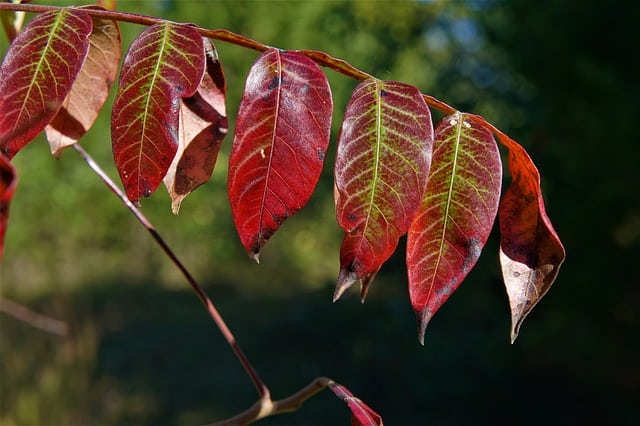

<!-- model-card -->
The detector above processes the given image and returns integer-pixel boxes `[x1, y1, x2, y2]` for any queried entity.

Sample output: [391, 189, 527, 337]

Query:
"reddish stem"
[423, 93, 457, 114]
[0, 2, 429, 105]
[0, 3, 469, 422]
[71, 144, 270, 400]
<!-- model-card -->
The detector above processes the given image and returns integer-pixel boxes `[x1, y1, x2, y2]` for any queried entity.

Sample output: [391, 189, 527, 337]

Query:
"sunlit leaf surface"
[406, 112, 502, 344]
[334, 79, 433, 301]
[111, 22, 205, 203]
[0, 9, 92, 158]
[228, 48, 332, 260]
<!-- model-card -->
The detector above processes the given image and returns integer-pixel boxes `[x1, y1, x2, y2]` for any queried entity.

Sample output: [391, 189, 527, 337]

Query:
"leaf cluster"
[0, 3, 566, 424]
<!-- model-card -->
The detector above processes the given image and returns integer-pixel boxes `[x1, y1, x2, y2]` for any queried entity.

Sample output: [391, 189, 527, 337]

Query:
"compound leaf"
[406, 112, 502, 344]
[111, 22, 205, 203]
[228, 48, 332, 261]
[334, 79, 433, 301]
[45, 6, 121, 157]
[495, 131, 565, 342]
[0, 9, 92, 158]
[164, 38, 227, 214]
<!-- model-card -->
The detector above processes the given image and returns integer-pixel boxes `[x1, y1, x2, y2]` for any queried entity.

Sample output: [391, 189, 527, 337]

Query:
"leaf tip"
[418, 334, 425, 346]
[359, 270, 378, 303]
[510, 319, 522, 344]
[416, 307, 433, 346]
[49, 142, 67, 159]
[332, 285, 347, 303]
[251, 251, 260, 264]
[334, 268, 358, 302]
[170, 196, 184, 215]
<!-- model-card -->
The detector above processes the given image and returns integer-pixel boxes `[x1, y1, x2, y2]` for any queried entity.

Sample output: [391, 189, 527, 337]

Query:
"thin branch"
[0, 3, 379, 95]
[0, 2, 461, 116]
[209, 377, 332, 426]
[72, 144, 338, 424]
[296, 49, 373, 81]
[0, 3, 432, 422]
[71, 143, 270, 400]
[0, 296, 68, 336]
[422, 93, 457, 115]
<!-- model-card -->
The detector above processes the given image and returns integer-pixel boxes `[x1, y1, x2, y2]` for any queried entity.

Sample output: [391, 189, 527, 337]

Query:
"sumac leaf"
[496, 131, 565, 342]
[328, 381, 384, 426]
[111, 23, 205, 203]
[227, 48, 332, 261]
[406, 112, 502, 344]
[164, 38, 227, 214]
[44, 7, 121, 157]
[0, 153, 16, 262]
[334, 79, 433, 301]
[0, 9, 92, 158]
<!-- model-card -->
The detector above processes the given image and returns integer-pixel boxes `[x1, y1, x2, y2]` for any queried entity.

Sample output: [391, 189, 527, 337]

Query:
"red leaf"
[0, 9, 92, 158]
[328, 381, 384, 426]
[164, 38, 227, 214]
[495, 131, 565, 342]
[227, 48, 333, 261]
[111, 23, 205, 203]
[0, 152, 17, 262]
[45, 6, 121, 157]
[406, 112, 502, 344]
[334, 79, 433, 301]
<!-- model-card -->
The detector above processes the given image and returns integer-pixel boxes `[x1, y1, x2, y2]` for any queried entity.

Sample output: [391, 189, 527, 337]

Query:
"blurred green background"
[1, 0, 638, 424]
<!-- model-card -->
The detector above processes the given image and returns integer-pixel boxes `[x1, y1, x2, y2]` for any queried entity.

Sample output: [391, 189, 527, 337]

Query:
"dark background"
[1, 0, 638, 424]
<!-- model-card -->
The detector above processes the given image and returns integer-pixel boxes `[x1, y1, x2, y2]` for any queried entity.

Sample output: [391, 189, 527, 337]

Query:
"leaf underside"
[334, 79, 434, 301]
[406, 112, 502, 344]
[45, 6, 122, 157]
[227, 48, 333, 261]
[111, 22, 205, 203]
[164, 38, 228, 214]
[0, 9, 92, 158]
[495, 132, 565, 342]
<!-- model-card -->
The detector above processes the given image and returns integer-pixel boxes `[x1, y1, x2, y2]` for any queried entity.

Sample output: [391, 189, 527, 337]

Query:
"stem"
[209, 377, 332, 426]
[0, 3, 381, 94]
[0, 296, 68, 336]
[0, 3, 463, 115]
[0, 3, 445, 422]
[72, 143, 342, 426]
[72, 143, 340, 424]
[71, 144, 270, 400]
[296, 49, 373, 81]
[423, 93, 457, 115]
